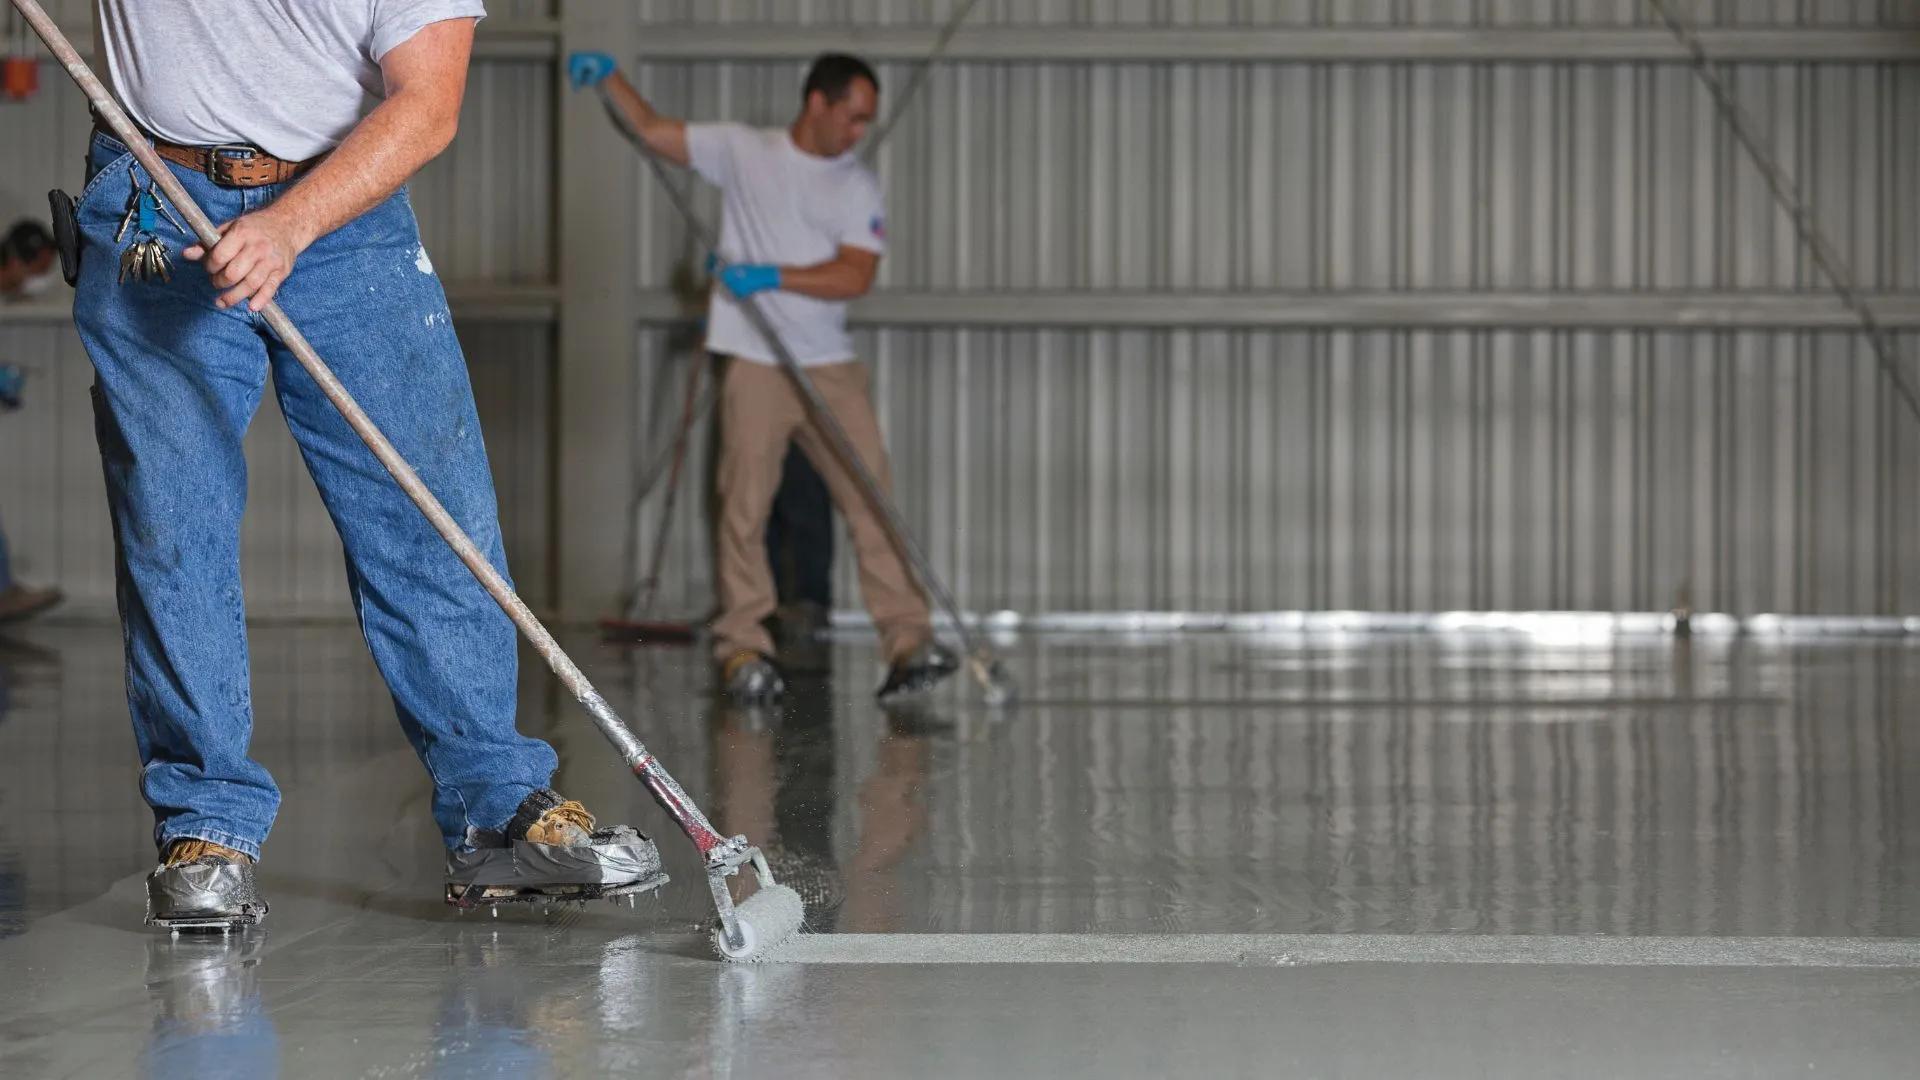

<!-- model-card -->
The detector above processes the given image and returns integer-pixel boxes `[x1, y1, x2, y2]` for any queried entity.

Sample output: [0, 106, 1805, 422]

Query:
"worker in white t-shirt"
[572, 51, 957, 705]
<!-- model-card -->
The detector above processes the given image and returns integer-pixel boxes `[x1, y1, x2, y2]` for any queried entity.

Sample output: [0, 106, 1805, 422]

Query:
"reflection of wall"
[909, 637, 1912, 936]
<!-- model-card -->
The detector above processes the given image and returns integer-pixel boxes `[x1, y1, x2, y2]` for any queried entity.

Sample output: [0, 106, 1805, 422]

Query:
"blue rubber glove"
[717, 263, 782, 300]
[0, 364, 23, 410]
[567, 52, 616, 92]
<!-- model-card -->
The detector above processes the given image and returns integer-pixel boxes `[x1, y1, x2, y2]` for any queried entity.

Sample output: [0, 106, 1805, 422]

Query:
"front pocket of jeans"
[75, 141, 137, 217]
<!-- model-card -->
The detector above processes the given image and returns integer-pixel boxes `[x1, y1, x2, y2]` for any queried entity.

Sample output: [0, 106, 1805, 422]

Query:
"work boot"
[445, 788, 668, 910]
[0, 584, 61, 624]
[146, 838, 268, 932]
[721, 650, 787, 704]
[876, 641, 959, 702]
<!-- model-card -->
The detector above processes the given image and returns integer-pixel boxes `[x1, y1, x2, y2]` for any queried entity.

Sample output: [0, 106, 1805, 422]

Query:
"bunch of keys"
[116, 171, 182, 284]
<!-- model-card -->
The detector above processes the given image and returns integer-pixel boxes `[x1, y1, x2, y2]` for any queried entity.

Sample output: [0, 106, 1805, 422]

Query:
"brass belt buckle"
[205, 143, 260, 186]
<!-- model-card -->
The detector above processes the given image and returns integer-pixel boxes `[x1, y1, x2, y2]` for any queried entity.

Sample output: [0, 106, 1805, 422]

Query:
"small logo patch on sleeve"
[870, 215, 886, 240]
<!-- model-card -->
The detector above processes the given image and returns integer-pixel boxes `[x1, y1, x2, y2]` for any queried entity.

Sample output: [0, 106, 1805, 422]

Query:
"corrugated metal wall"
[5, 2, 1919, 619]
[620, 3, 1920, 619]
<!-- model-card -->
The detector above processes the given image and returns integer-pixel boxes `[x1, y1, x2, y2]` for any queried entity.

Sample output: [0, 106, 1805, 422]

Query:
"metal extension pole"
[1647, 0, 1920, 429]
[603, 0, 1013, 704]
[861, 0, 985, 163]
[13, 0, 743, 856]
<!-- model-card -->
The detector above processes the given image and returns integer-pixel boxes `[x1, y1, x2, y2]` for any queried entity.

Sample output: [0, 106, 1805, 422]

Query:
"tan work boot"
[518, 797, 596, 846]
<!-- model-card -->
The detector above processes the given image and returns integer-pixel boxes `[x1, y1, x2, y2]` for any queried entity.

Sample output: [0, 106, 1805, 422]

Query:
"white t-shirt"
[686, 123, 887, 367]
[93, 0, 487, 162]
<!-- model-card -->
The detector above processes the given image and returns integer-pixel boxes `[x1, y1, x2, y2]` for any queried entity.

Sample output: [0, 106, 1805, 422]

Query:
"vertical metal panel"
[412, 60, 556, 284]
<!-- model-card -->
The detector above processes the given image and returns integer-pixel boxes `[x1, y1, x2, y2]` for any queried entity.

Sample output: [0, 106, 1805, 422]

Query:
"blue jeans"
[72, 130, 556, 859]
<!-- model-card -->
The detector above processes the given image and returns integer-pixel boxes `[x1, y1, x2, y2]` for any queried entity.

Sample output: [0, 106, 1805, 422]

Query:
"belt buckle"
[205, 143, 259, 185]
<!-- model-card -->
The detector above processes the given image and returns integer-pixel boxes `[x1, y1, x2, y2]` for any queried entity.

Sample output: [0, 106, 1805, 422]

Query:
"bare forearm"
[605, 71, 689, 166]
[778, 258, 875, 301]
[257, 90, 458, 250]
[185, 18, 474, 312]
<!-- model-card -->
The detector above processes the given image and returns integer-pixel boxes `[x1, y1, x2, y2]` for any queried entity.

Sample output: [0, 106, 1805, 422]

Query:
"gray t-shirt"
[94, 0, 487, 161]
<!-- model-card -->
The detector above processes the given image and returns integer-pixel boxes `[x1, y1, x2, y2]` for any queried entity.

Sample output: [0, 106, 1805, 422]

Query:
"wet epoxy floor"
[2, 622, 1917, 1077]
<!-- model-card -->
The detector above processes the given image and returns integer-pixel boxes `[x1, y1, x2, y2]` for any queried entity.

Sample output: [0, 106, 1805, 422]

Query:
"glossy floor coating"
[1, 623, 1917, 1077]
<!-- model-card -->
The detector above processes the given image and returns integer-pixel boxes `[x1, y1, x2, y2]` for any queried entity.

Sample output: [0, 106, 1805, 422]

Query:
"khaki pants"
[711, 358, 931, 665]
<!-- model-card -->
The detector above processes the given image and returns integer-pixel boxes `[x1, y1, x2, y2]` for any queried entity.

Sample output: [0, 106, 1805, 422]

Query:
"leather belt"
[94, 119, 320, 189]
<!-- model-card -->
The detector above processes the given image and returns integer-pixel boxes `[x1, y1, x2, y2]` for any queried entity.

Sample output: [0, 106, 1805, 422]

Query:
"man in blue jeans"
[73, 2, 663, 930]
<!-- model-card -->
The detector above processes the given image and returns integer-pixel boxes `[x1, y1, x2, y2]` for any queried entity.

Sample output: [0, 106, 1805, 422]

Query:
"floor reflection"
[707, 674, 939, 935]
[0, 624, 1915, 1078]
[0, 624, 1913, 940]
[429, 936, 553, 1077]
[143, 933, 279, 1080]
[617, 631, 1917, 937]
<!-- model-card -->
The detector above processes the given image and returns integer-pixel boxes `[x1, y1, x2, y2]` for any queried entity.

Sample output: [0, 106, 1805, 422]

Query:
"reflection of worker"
[0, 360, 63, 624]
[840, 710, 931, 932]
[573, 50, 958, 705]
[142, 936, 278, 1078]
[710, 683, 932, 933]
[0, 221, 60, 300]
[711, 676, 843, 929]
